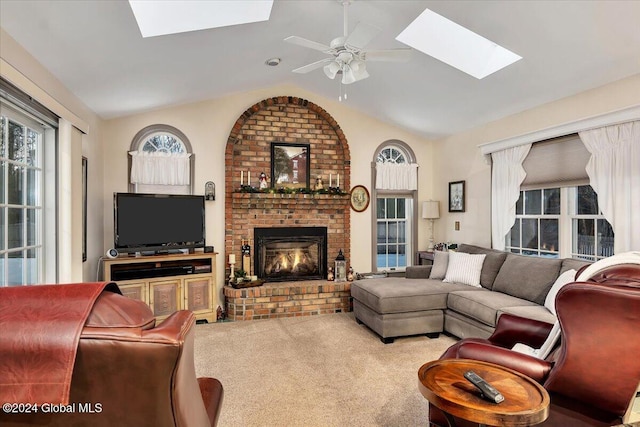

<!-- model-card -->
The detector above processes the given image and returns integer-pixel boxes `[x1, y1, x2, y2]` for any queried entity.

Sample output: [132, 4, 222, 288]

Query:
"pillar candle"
[229, 254, 236, 264]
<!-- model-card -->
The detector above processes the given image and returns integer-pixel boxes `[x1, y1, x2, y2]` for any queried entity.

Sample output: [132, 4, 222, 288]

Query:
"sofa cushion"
[560, 258, 591, 275]
[498, 306, 556, 325]
[443, 251, 486, 287]
[492, 254, 562, 304]
[447, 289, 539, 327]
[457, 244, 508, 289]
[350, 278, 476, 314]
[429, 250, 449, 279]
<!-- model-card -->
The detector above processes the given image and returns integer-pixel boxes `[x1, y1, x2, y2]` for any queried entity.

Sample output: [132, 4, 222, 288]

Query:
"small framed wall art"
[350, 185, 370, 212]
[448, 180, 465, 212]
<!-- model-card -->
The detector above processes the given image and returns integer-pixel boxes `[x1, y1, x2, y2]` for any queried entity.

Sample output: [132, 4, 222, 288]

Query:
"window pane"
[26, 129, 37, 166]
[597, 219, 615, 258]
[398, 244, 406, 267]
[0, 161, 5, 204]
[398, 222, 406, 243]
[376, 199, 385, 219]
[8, 165, 24, 205]
[8, 121, 25, 163]
[509, 219, 521, 247]
[377, 245, 387, 268]
[574, 218, 595, 255]
[522, 218, 538, 249]
[7, 251, 24, 286]
[376, 222, 386, 244]
[577, 185, 598, 215]
[26, 168, 37, 205]
[524, 190, 541, 215]
[26, 248, 37, 284]
[397, 199, 406, 218]
[0, 116, 6, 157]
[388, 222, 398, 243]
[540, 219, 558, 252]
[8, 207, 23, 249]
[0, 208, 4, 250]
[26, 208, 36, 246]
[386, 199, 396, 219]
[543, 188, 560, 215]
[515, 191, 523, 215]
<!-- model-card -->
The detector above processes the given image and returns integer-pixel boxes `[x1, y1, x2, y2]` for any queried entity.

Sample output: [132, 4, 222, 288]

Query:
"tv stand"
[103, 252, 218, 323]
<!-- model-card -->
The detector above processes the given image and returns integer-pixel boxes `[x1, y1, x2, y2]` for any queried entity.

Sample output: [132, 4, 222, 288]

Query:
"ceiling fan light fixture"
[341, 64, 357, 84]
[324, 61, 341, 79]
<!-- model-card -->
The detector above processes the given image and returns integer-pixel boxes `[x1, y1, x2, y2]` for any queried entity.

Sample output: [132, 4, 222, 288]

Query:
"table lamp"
[422, 200, 440, 251]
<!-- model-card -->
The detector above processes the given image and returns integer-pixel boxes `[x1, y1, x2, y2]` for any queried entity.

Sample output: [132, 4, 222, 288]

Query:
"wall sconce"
[205, 181, 215, 201]
[422, 200, 440, 251]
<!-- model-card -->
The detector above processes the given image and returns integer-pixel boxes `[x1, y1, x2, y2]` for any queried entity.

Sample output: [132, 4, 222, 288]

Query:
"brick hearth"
[224, 281, 351, 321]
[223, 96, 353, 319]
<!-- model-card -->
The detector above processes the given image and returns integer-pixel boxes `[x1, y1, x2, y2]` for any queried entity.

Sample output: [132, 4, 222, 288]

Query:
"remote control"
[463, 370, 505, 404]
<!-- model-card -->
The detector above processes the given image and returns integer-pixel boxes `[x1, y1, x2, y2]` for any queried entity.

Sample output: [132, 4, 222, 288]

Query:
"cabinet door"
[118, 281, 148, 303]
[184, 276, 213, 315]
[149, 279, 181, 319]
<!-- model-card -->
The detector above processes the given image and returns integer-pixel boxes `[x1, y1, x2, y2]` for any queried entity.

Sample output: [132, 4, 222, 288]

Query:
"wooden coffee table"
[418, 359, 549, 427]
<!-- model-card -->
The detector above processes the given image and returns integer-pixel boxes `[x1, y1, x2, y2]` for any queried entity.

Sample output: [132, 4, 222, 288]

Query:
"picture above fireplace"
[270, 142, 310, 189]
[254, 227, 327, 282]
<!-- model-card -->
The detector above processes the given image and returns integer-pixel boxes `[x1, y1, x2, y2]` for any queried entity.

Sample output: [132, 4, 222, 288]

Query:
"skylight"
[128, 0, 274, 38]
[396, 8, 522, 79]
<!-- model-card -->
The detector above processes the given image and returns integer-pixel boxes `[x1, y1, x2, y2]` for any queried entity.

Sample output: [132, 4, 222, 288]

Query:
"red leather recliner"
[429, 264, 640, 427]
[0, 283, 223, 427]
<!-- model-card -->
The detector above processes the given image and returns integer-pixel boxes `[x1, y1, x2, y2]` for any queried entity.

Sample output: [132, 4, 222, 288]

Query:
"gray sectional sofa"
[351, 244, 590, 343]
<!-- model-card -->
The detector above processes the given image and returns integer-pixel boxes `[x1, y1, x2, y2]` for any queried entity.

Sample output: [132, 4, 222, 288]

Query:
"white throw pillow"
[544, 269, 577, 315]
[443, 251, 486, 287]
[429, 251, 449, 279]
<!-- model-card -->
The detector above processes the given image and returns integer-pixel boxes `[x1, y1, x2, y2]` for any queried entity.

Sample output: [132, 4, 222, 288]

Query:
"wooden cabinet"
[103, 252, 217, 322]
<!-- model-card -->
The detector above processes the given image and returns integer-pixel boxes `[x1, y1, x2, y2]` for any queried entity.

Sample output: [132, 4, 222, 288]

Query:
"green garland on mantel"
[235, 185, 349, 196]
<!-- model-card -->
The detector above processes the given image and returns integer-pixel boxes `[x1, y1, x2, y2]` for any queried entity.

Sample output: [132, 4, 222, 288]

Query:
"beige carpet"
[194, 312, 457, 427]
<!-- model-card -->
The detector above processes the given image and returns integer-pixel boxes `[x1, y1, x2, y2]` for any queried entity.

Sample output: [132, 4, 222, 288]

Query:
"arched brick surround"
[224, 97, 352, 297]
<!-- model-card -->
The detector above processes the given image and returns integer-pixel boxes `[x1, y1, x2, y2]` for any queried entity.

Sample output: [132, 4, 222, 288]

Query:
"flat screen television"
[114, 193, 205, 254]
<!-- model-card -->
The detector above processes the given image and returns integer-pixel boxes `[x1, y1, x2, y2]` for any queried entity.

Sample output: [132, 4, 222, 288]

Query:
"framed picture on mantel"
[448, 180, 465, 212]
[270, 142, 310, 189]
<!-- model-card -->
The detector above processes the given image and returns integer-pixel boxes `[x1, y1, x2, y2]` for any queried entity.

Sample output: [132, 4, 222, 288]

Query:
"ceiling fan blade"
[284, 36, 333, 53]
[362, 49, 412, 62]
[345, 22, 381, 49]
[292, 58, 334, 74]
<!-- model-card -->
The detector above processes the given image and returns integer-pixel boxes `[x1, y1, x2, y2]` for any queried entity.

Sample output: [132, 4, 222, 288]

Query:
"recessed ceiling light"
[128, 0, 274, 38]
[265, 58, 281, 67]
[396, 8, 522, 79]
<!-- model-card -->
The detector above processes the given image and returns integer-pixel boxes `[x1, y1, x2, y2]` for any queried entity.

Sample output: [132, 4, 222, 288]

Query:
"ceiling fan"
[284, 0, 411, 85]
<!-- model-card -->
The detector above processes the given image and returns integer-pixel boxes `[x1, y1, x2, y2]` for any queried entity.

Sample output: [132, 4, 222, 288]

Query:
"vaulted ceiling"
[2, 0, 639, 139]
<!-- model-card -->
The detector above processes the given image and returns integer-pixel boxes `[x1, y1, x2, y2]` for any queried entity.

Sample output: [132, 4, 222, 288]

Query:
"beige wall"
[433, 73, 640, 247]
[102, 85, 435, 294]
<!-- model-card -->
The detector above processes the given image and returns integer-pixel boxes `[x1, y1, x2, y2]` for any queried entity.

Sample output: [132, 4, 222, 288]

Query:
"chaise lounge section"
[351, 244, 590, 343]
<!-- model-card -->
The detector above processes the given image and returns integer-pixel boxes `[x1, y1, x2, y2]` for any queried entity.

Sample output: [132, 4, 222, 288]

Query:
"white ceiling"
[1, 0, 639, 139]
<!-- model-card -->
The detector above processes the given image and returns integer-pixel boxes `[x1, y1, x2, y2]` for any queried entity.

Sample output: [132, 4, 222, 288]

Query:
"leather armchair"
[429, 264, 640, 427]
[0, 284, 223, 427]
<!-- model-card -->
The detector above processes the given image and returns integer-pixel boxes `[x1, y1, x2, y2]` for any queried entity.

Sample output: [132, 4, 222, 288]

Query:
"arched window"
[372, 141, 418, 272]
[128, 124, 194, 194]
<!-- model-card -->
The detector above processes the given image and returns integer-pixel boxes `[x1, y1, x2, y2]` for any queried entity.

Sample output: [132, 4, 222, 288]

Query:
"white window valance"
[129, 151, 191, 186]
[375, 163, 419, 190]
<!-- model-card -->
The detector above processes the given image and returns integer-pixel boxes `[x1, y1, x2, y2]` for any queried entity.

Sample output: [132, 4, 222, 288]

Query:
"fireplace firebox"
[254, 227, 327, 282]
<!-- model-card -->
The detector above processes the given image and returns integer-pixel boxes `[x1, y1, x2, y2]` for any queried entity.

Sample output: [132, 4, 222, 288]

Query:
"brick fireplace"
[224, 96, 352, 320]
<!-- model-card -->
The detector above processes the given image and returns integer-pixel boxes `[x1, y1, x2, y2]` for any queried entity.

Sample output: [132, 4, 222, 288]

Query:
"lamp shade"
[422, 200, 440, 219]
[323, 62, 340, 79]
